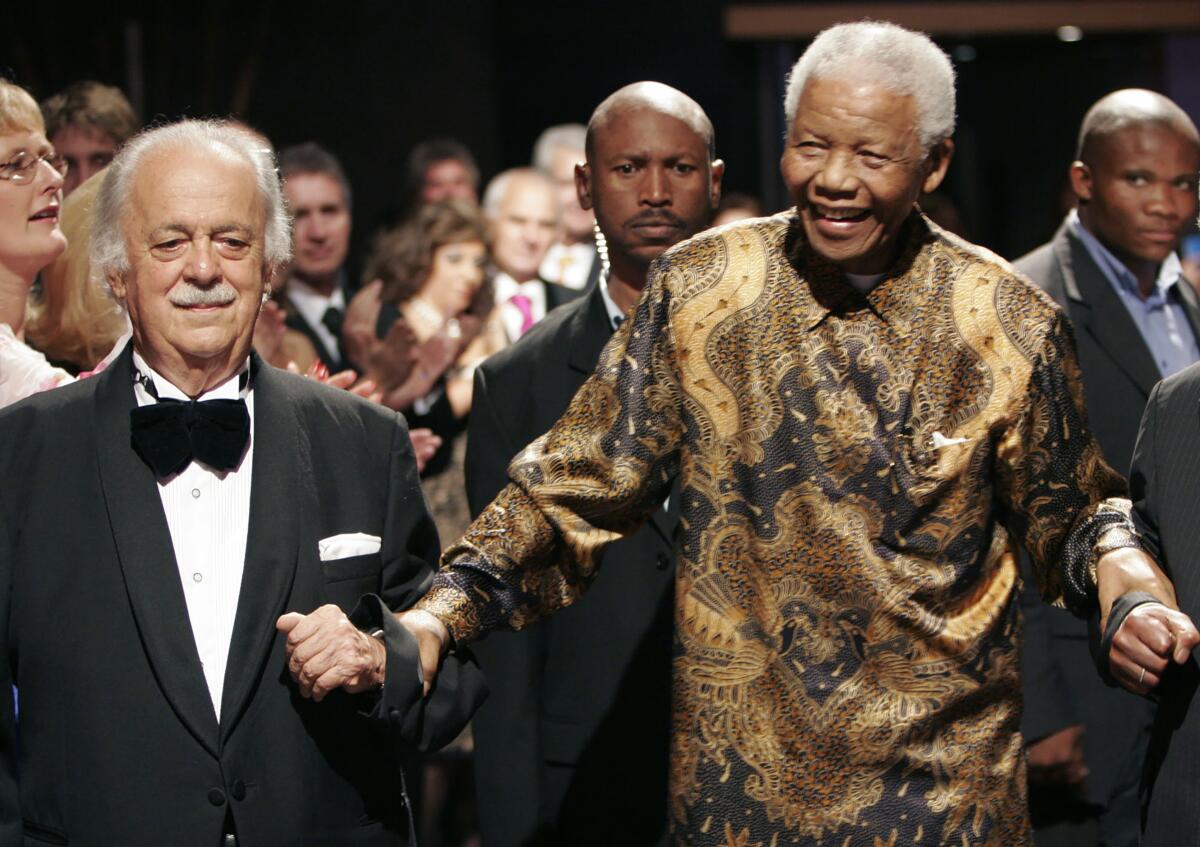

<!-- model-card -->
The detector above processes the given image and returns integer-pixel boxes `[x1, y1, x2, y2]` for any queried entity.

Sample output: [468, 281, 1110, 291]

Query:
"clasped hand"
[276, 605, 386, 701]
[1100, 547, 1200, 695]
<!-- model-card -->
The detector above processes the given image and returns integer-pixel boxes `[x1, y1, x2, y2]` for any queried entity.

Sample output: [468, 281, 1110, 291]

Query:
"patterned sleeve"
[993, 307, 1137, 615]
[417, 262, 686, 643]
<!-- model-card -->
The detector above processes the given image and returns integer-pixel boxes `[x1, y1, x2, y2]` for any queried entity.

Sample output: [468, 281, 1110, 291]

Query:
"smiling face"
[0, 130, 67, 282]
[579, 106, 721, 274]
[1072, 123, 1200, 270]
[109, 142, 268, 390]
[418, 239, 487, 318]
[780, 75, 951, 274]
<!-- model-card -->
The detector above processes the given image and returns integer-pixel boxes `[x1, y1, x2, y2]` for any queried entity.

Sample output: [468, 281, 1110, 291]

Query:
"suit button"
[208, 788, 226, 806]
[230, 780, 246, 801]
[655, 553, 669, 571]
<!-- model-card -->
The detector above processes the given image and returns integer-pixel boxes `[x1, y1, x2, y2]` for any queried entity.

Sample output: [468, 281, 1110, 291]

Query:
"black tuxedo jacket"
[1128, 363, 1200, 846]
[0, 347, 485, 847]
[465, 286, 675, 846]
[1015, 220, 1200, 810]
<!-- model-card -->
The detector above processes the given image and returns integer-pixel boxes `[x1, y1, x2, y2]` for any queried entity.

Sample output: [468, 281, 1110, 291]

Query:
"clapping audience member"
[349, 200, 498, 538]
[533, 124, 600, 291]
[39, 80, 138, 197]
[26, 171, 128, 372]
[0, 78, 74, 406]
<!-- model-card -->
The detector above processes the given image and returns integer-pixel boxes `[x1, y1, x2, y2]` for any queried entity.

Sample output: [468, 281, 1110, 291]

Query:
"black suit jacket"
[1015, 220, 1200, 808]
[0, 347, 485, 847]
[1127, 363, 1200, 846]
[465, 286, 675, 846]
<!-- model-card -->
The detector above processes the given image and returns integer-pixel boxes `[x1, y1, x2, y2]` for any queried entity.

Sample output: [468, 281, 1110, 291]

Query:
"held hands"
[276, 605, 386, 701]
[1108, 603, 1199, 695]
[394, 609, 451, 696]
[1098, 547, 1200, 695]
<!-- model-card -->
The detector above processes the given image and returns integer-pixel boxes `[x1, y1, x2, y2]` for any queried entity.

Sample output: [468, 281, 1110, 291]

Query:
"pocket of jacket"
[321, 553, 382, 583]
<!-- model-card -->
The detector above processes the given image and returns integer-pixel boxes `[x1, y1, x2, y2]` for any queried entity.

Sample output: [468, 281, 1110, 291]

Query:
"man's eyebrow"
[148, 223, 190, 239]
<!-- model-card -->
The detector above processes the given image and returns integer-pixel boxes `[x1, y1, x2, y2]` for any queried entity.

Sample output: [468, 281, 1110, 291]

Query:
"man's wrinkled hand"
[1109, 603, 1200, 695]
[276, 605, 386, 701]
[395, 609, 451, 696]
[1026, 724, 1088, 789]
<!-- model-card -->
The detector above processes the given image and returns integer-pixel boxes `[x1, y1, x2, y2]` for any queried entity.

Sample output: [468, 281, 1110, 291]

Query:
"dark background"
[6, 1, 1198, 265]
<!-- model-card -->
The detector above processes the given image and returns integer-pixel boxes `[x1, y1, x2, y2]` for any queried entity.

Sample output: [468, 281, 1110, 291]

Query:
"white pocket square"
[318, 532, 381, 561]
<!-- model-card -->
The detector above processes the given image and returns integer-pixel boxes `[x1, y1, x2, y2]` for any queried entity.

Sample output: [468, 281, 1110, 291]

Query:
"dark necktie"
[129, 370, 250, 479]
[322, 305, 344, 340]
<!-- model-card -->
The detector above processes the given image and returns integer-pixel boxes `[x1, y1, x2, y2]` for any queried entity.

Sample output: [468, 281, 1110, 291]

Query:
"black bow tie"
[129, 374, 251, 479]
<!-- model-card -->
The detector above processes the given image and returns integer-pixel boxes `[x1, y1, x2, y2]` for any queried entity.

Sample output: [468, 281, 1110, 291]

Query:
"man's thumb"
[276, 612, 305, 633]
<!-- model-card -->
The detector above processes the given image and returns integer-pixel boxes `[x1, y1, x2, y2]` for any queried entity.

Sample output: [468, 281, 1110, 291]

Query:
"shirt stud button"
[191, 488, 201, 499]
[193, 572, 203, 583]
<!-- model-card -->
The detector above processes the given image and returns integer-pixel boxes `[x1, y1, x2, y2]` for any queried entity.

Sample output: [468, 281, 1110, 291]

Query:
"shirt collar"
[1068, 209, 1184, 302]
[598, 279, 629, 332]
[786, 210, 934, 332]
[131, 349, 250, 403]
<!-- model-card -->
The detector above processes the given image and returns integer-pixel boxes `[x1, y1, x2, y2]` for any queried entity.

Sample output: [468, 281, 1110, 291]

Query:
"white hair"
[532, 124, 587, 175]
[90, 119, 292, 281]
[481, 167, 558, 220]
[784, 21, 956, 149]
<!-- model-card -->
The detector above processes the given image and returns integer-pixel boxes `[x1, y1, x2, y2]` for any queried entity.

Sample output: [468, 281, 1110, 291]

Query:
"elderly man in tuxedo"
[0, 119, 483, 847]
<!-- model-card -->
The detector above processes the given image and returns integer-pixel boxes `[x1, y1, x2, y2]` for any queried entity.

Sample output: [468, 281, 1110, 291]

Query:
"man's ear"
[575, 162, 594, 211]
[1069, 161, 1094, 203]
[921, 139, 954, 194]
[107, 269, 127, 300]
[709, 159, 726, 210]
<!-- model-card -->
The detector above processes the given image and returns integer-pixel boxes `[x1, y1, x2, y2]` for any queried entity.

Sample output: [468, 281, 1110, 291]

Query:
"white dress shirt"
[492, 272, 550, 342]
[132, 350, 254, 721]
[539, 242, 597, 291]
[286, 277, 346, 362]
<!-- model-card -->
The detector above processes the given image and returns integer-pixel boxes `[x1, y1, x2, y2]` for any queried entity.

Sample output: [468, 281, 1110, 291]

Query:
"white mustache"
[168, 282, 238, 307]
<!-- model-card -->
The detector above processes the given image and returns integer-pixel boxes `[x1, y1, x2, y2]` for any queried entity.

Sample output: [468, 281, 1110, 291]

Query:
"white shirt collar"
[131, 349, 250, 404]
[599, 279, 629, 332]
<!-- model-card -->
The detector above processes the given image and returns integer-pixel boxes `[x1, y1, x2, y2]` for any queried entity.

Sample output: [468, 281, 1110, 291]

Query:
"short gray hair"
[481, 167, 558, 220]
[91, 119, 292, 280]
[784, 21, 956, 150]
[532, 124, 586, 175]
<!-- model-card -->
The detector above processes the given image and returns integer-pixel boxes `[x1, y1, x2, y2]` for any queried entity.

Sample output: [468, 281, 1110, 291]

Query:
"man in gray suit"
[1015, 89, 1200, 846]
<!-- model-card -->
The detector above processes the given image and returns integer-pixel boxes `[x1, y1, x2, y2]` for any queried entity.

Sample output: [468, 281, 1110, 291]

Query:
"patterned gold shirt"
[420, 212, 1132, 846]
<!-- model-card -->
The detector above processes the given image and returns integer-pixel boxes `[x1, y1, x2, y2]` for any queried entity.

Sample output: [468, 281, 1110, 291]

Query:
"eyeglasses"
[0, 151, 69, 184]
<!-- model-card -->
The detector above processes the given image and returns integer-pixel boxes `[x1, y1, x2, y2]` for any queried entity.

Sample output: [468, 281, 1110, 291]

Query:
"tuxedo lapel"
[219, 357, 303, 742]
[93, 345, 220, 757]
[1057, 225, 1161, 395]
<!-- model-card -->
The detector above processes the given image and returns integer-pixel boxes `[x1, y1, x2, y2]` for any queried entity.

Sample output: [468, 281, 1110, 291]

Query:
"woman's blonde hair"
[26, 171, 127, 370]
[0, 78, 44, 136]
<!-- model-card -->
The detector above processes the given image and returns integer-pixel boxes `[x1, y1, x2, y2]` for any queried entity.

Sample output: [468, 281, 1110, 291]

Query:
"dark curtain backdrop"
[3, 2, 1186, 265]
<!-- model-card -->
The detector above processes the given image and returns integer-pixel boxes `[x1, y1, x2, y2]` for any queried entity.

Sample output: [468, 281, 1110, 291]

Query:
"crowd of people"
[0, 17, 1199, 847]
